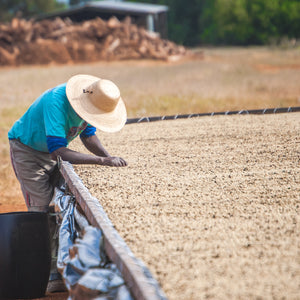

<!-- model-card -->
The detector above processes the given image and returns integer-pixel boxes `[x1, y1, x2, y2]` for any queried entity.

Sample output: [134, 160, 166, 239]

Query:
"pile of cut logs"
[0, 16, 188, 66]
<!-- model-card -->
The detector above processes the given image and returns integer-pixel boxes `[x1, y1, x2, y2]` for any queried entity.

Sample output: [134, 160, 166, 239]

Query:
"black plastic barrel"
[0, 211, 51, 299]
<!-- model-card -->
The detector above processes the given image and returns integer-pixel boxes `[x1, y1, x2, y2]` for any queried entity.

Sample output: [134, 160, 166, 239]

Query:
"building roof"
[85, 1, 168, 14]
[36, 1, 168, 21]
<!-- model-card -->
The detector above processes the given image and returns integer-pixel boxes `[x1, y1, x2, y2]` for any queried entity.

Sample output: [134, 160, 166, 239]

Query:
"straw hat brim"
[66, 74, 127, 133]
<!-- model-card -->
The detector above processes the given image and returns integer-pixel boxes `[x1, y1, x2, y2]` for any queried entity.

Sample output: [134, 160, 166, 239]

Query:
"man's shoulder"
[42, 83, 69, 108]
[46, 83, 67, 100]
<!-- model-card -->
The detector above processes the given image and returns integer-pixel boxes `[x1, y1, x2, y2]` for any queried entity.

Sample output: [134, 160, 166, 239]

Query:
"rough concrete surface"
[72, 113, 300, 300]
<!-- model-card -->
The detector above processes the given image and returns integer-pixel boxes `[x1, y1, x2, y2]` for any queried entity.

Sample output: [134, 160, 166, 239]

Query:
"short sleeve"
[43, 84, 69, 138]
[80, 126, 97, 138]
[47, 136, 68, 153]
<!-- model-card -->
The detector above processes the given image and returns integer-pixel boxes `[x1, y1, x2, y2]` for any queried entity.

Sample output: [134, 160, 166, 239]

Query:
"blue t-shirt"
[8, 83, 96, 153]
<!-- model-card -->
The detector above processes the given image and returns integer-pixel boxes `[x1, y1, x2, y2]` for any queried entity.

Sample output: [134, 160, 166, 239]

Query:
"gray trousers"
[9, 139, 62, 275]
[9, 139, 61, 211]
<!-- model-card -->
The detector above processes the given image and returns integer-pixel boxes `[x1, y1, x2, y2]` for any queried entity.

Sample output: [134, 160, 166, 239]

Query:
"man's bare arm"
[51, 147, 127, 167]
[80, 135, 110, 157]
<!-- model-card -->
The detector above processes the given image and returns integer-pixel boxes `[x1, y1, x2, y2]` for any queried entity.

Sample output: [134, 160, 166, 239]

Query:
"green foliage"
[69, 0, 81, 5]
[0, 0, 65, 21]
[205, 0, 291, 45]
[129, 0, 300, 46]
[201, 0, 279, 45]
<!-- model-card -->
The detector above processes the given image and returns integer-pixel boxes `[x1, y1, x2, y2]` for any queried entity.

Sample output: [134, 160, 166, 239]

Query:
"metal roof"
[36, 1, 168, 23]
[85, 1, 168, 14]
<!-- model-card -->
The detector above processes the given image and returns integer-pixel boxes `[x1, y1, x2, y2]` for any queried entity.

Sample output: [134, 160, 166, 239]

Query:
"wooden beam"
[59, 160, 167, 300]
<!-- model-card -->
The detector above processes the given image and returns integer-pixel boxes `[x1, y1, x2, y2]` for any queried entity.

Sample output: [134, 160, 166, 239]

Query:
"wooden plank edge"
[59, 160, 167, 300]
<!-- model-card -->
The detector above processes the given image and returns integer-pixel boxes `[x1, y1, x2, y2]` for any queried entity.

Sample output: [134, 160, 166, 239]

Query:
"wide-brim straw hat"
[66, 74, 127, 133]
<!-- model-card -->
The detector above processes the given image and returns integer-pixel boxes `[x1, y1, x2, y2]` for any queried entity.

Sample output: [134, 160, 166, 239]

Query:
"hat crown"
[84, 79, 120, 112]
[66, 74, 126, 132]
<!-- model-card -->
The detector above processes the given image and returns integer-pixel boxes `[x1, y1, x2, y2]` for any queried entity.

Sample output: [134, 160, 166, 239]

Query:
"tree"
[199, 0, 300, 45]
[275, 0, 300, 39]
[69, 0, 81, 5]
[0, 0, 65, 22]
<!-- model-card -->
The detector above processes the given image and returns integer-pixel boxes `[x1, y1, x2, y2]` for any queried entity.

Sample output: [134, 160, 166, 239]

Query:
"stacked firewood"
[0, 16, 188, 66]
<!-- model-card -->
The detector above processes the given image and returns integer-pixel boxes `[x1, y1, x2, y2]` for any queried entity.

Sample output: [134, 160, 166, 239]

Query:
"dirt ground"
[71, 113, 300, 300]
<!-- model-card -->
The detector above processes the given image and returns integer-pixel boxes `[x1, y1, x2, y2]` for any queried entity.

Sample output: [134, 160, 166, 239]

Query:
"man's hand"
[51, 147, 127, 167]
[81, 135, 127, 167]
[100, 156, 127, 167]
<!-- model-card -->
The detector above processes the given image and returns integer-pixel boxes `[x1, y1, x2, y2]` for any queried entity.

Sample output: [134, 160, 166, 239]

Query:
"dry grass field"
[0, 47, 299, 299]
